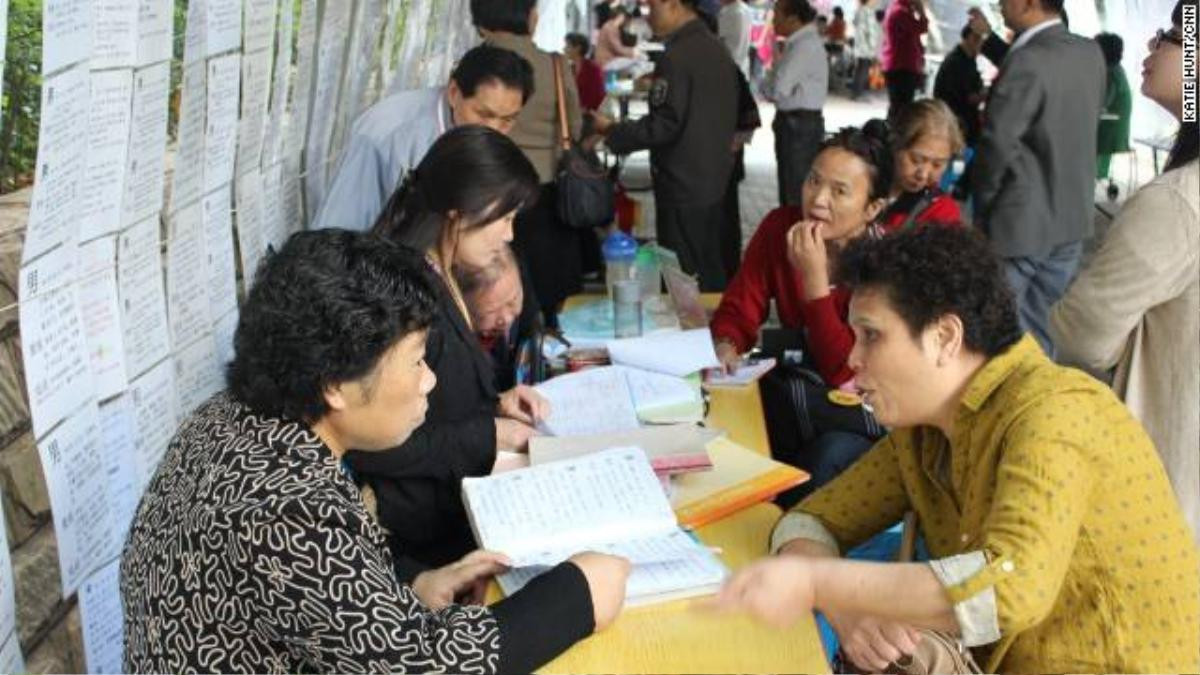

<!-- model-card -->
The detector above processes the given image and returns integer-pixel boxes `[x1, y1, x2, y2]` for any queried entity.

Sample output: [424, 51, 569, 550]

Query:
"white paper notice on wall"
[79, 70, 133, 244]
[213, 308, 239, 368]
[203, 185, 238, 319]
[243, 0, 278, 54]
[78, 236, 129, 401]
[235, 169, 266, 287]
[23, 63, 89, 263]
[89, 0, 137, 70]
[204, 52, 241, 193]
[18, 245, 93, 439]
[0, 497, 18, 645]
[174, 336, 222, 420]
[260, 163, 288, 252]
[121, 62, 170, 229]
[167, 203, 214, 348]
[0, 0, 9, 73]
[262, 0, 294, 167]
[182, 0, 206, 64]
[205, 0, 241, 56]
[117, 217, 171, 379]
[169, 61, 207, 214]
[287, 0, 319, 162]
[129, 359, 177, 493]
[136, 0, 173, 66]
[79, 559, 124, 674]
[97, 394, 140, 549]
[0, 635, 23, 675]
[236, 48, 272, 178]
[42, 0, 92, 75]
[37, 403, 114, 596]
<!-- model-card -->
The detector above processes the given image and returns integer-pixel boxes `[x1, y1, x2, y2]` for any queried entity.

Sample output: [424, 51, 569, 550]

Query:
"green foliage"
[1, 0, 43, 193]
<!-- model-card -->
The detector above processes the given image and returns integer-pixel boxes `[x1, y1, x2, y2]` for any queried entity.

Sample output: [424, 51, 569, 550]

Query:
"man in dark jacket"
[969, 0, 1104, 357]
[591, 0, 740, 292]
[933, 24, 985, 146]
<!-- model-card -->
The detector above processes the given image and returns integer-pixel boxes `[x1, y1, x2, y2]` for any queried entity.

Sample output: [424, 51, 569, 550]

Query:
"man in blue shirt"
[312, 45, 535, 232]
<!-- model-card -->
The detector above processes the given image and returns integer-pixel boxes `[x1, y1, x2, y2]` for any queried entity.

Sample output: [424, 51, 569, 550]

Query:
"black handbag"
[551, 55, 615, 230]
[757, 329, 886, 474]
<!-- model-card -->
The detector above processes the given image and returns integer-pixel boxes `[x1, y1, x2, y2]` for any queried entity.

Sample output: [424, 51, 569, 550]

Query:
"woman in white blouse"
[1050, 0, 1198, 543]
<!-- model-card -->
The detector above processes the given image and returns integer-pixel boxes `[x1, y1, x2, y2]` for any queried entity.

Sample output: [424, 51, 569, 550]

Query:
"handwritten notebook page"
[534, 366, 641, 437]
[462, 447, 677, 567]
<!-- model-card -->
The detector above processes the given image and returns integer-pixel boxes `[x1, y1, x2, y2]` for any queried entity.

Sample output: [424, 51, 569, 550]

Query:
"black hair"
[451, 44, 535, 104]
[372, 125, 539, 260]
[565, 32, 591, 56]
[595, 2, 613, 25]
[227, 230, 438, 421]
[777, 0, 818, 23]
[1041, 0, 1065, 14]
[1093, 32, 1123, 66]
[1165, 0, 1198, 171]
[833, 7, 844, 17]
[470, 0, 537, 35]
[836, 227, 1022, 357]
[815, 123, 894, 201]
[874, 9, 884, 21]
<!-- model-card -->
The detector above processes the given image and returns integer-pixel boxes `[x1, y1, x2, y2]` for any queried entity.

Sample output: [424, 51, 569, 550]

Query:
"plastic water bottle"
[634, 247, 660, 299]
[612, 279, 643, 338]
[602, 231, 638, 299]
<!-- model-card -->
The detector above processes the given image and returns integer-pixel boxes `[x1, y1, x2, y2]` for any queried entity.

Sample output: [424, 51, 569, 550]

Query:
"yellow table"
[535, 503, 830, 674]
[521, 293, 827, 673]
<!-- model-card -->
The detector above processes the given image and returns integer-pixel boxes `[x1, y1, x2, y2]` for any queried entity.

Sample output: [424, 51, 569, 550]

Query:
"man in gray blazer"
[971, 0, 1104, 357]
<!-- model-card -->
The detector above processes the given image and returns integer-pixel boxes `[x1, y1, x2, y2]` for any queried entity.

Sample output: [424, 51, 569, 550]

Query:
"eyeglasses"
[1150, 28, 1183, 50]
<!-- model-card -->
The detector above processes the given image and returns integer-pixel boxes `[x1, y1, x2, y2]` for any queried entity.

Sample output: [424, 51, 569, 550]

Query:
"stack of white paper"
[606, 328, 720, 377]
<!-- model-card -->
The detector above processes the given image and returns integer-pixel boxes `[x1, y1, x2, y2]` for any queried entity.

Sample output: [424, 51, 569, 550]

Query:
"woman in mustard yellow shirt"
[714, 227, 1199, 674]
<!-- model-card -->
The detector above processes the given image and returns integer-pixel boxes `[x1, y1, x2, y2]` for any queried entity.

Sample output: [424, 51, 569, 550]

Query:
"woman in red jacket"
[874, 99, 964, 230]
[712, 125, 891, 380]
[710, 126, 892, 503]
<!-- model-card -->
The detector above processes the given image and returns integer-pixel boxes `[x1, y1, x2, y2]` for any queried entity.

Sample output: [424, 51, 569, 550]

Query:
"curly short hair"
[836, 227, 1022, 357]
[227, 230, 438, 422]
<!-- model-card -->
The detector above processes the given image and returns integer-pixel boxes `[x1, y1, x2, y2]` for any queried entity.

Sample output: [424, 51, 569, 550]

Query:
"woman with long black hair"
[355, 126, 556, 568]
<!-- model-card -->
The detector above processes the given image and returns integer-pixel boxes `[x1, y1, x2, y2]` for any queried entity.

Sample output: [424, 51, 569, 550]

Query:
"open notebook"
[461, 447, 728, 607]
[533, 365, 704, 437]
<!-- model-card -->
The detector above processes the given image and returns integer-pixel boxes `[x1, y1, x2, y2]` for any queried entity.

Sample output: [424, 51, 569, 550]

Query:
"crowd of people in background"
[118, 0, 1199, 671]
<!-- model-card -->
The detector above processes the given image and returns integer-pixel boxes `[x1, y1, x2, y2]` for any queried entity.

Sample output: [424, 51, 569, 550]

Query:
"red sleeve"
[577, 62, 606, 111]
[798, 292, 856, 386]
[916, 194, 963, 227]
[710, 210, 793, 352]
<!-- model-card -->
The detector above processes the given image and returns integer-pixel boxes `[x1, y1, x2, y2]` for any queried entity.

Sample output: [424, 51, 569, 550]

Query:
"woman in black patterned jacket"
[120, 230, 630, 673]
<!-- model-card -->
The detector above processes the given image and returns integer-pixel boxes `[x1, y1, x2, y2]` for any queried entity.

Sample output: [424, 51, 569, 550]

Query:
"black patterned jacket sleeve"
[120, 394, 593, 674]
[247, 498, 505, 672]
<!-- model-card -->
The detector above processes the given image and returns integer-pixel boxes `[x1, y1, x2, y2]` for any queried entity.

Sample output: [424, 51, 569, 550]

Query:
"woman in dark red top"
[565, 33, 607, 112]
[711, 126, 892, 504]
[874, 99, 964, 231]
[711, 126, 891, 383]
